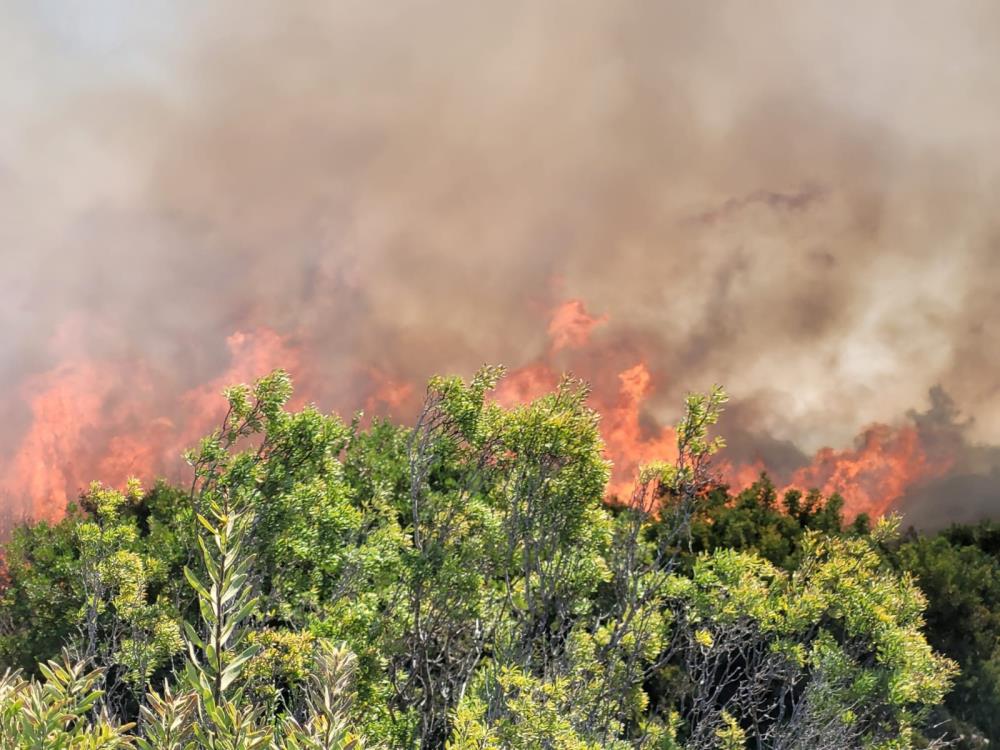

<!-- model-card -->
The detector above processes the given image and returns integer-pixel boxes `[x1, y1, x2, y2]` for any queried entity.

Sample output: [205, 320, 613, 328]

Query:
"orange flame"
[600, 363, 677, 500]
[547, 299, 608, 352]
[0, 327, 300, 523]
[364, 368, 416, 415]
[0, 298, 958, 527]
[717, 458, 768, 493]
[497, 359, 677, 500]
[6, 359, 130, 522]
[178, 328, 301, 444]
[495, 362, 561, 407]
[781, 424, 952, 518]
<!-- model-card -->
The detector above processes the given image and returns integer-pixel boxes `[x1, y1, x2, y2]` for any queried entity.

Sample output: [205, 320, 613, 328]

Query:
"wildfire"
[7, 359, 130, 522]
[784, 424, 951, 519]
[0, 299, 956, 526]
[498, 300, 953, 517]
[547, 299, 608, 353]
[495, 363, 560, 407]
[0, 327, 300, 524]
[181, 329, 302, 424]
[600, 363, 677, 500]
[364, 368, 415, 414]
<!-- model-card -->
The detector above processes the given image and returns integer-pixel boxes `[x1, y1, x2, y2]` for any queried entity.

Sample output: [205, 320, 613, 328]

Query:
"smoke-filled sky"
[2, 1, 999, 528]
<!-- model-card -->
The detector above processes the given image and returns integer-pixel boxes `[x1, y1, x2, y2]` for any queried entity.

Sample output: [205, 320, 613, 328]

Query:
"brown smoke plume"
[1, 1, 999, 528]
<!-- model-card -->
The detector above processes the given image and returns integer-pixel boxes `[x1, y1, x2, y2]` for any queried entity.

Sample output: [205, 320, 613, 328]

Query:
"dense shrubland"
[0, 368, 975, 748]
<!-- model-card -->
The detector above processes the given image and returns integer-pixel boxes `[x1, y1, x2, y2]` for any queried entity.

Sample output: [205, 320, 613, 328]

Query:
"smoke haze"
[2, 1, 999, 527]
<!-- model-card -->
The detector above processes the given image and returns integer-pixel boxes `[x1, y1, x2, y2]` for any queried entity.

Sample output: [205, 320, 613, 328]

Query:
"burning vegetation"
[0, 365, 968, 748]
[1, 3, 998, 746]
[2, 2, 1000, 533]
[0, 299, 967, 531]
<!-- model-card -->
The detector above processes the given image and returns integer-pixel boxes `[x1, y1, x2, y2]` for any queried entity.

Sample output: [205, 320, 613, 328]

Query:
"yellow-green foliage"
[448, 666, 620, 750]
[244, 629, 317, 707]
[0, 368, 958, 750]
[0, 656, 133, 750]
[76, 480, 184, 689]
[714, 712, 745, 750]
[680, 526, 957, 746]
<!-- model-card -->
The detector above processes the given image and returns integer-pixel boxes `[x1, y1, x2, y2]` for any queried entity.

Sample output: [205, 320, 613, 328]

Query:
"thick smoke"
[1, 1, 998, 528]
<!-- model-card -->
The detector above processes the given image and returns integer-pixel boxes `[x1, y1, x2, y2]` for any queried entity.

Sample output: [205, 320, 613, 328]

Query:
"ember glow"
[1, 2, 998, 529]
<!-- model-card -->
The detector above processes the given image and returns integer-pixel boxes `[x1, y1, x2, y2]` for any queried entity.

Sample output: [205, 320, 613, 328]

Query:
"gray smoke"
[1, 1, 998, 526]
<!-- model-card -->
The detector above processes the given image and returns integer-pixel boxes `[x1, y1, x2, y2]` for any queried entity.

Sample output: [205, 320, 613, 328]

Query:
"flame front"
[0, 328, 299, 526]
[0, 301, 959, 528]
